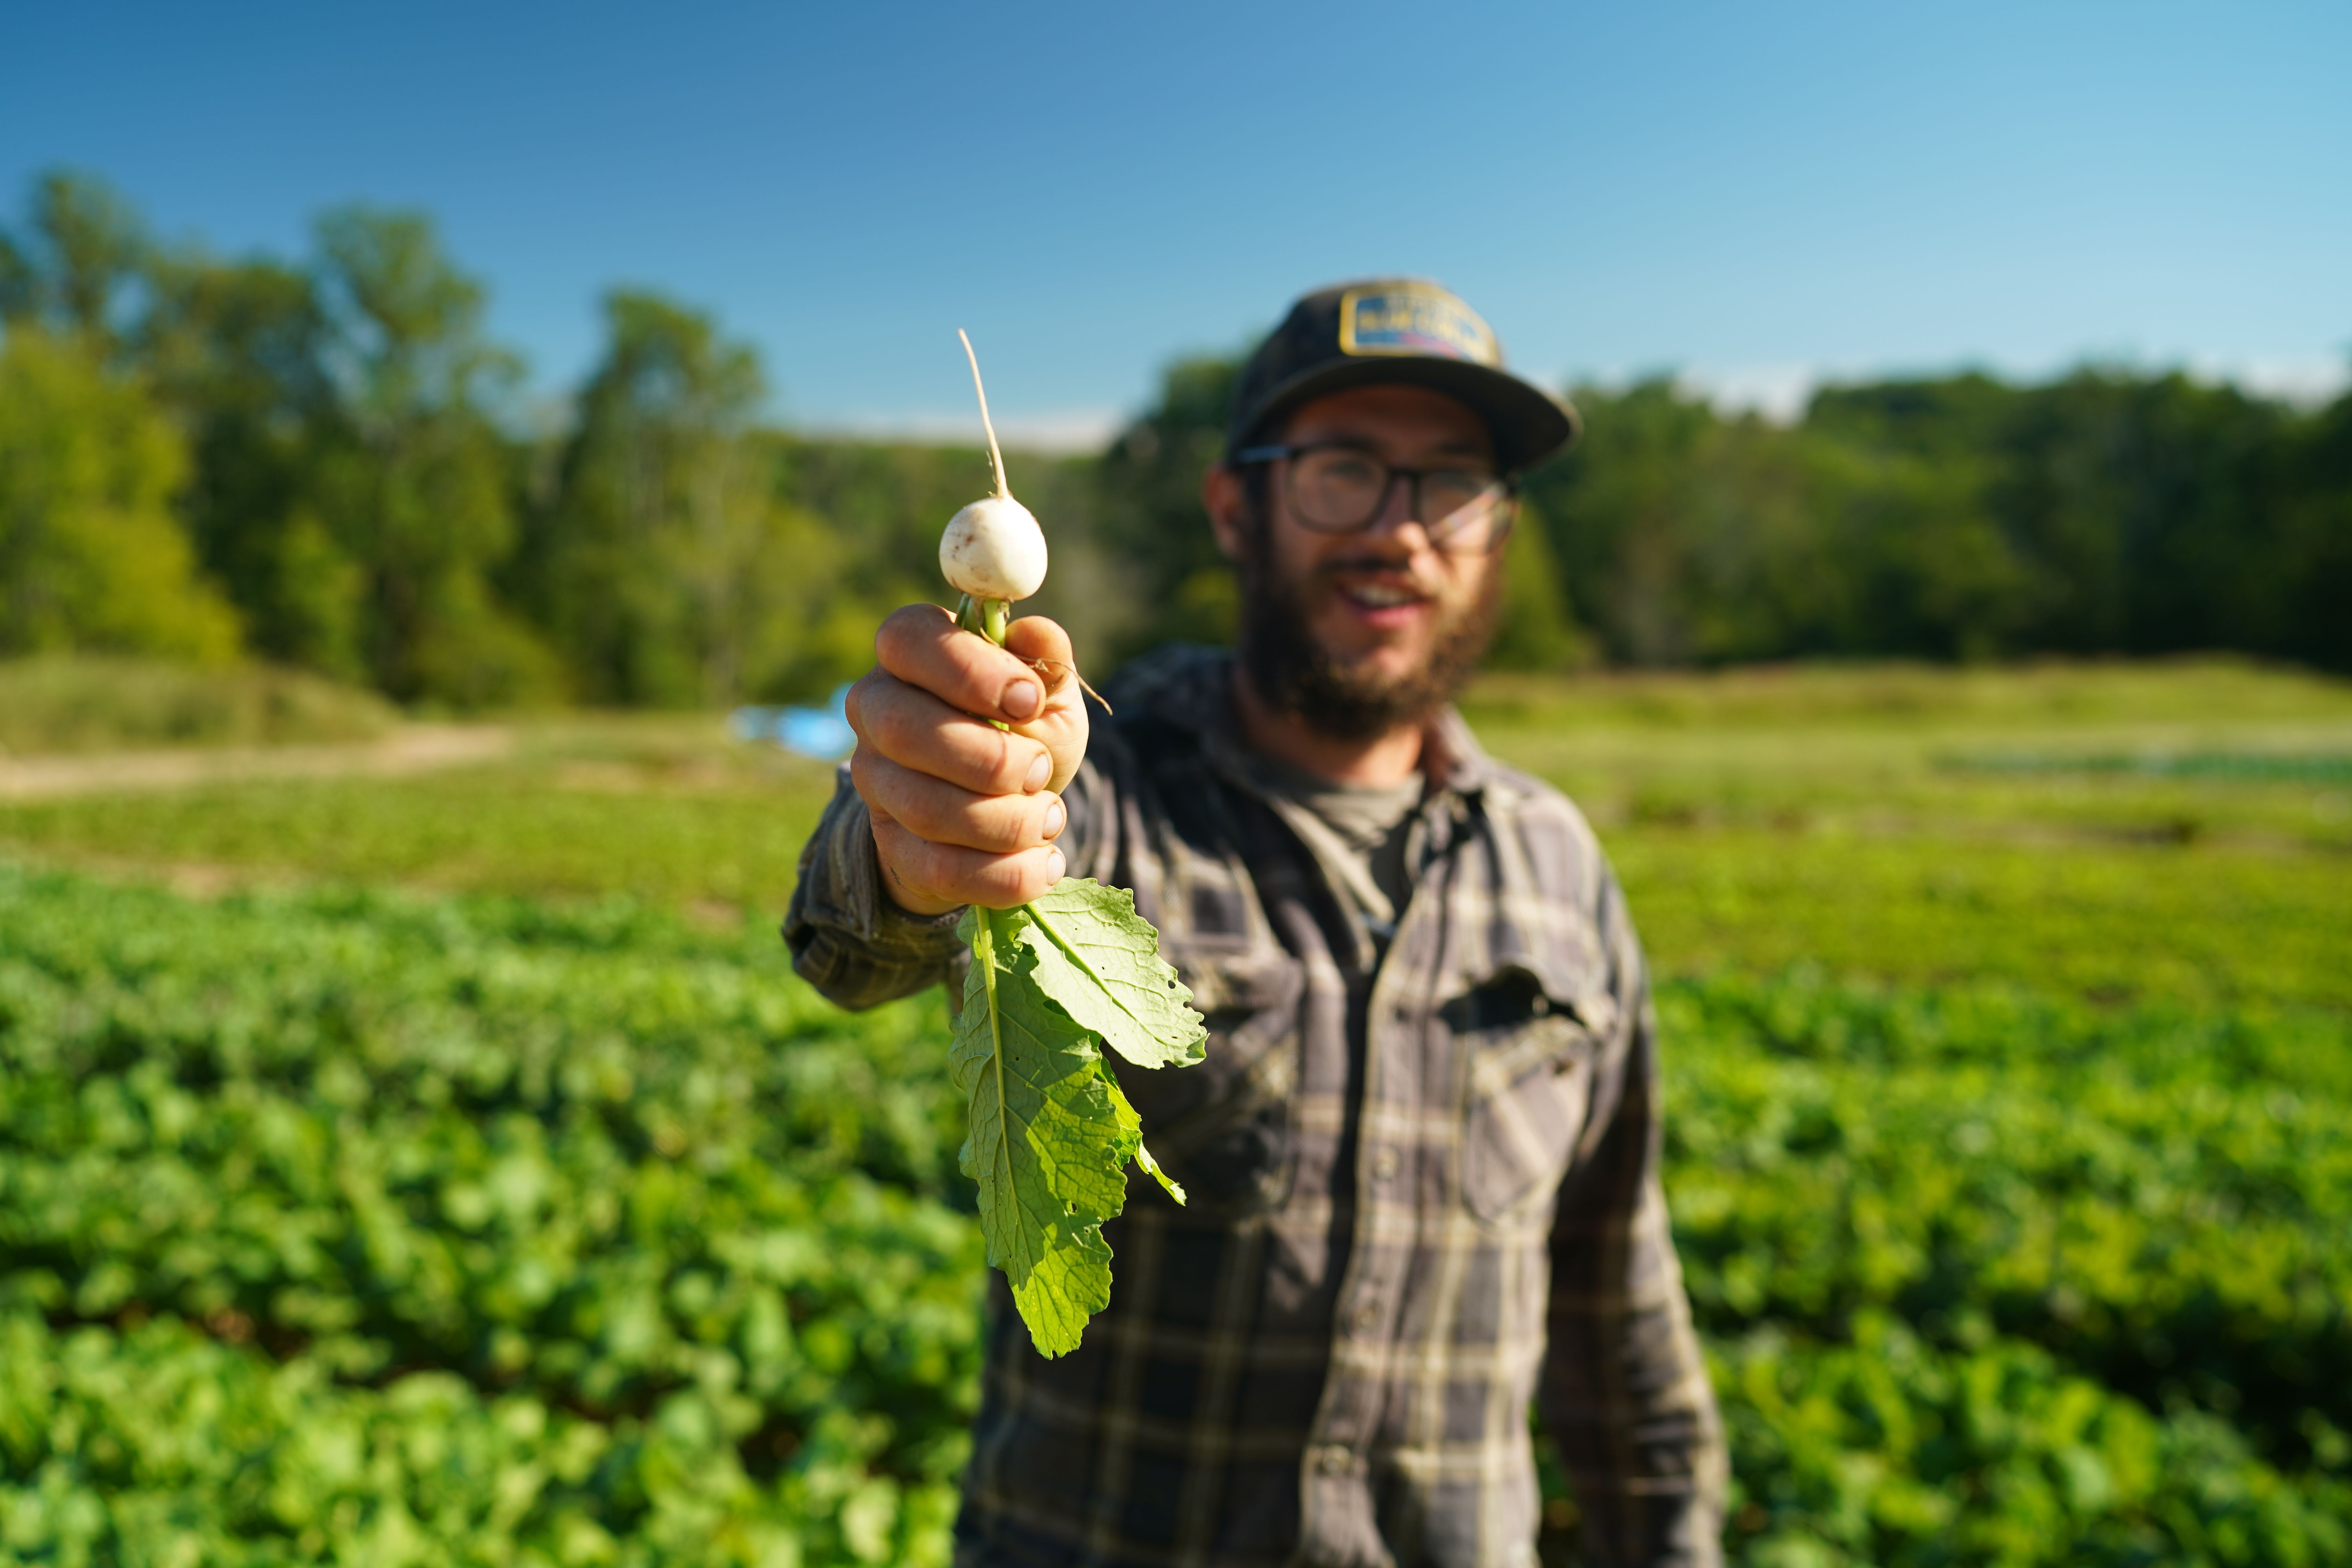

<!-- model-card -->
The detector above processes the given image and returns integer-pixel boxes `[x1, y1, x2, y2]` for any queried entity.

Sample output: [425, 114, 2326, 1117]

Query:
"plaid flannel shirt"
[785, 647, 1725, 1568]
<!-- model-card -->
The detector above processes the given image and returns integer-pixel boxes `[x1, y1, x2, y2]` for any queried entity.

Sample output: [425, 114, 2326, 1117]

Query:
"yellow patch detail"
[1337, 287, 1499, 365]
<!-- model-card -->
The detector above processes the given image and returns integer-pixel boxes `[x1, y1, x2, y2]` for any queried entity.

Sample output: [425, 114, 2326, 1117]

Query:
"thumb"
[1002, 613, 1089, 794]
[1002, 615, 1080, 704]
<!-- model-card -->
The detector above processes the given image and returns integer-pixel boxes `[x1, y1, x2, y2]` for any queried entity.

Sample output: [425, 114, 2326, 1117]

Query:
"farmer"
[786, 280, 1726, 1568]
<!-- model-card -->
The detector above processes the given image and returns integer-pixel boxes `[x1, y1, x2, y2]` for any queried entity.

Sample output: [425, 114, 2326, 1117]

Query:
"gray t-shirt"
[1245, 753, 1427, 956]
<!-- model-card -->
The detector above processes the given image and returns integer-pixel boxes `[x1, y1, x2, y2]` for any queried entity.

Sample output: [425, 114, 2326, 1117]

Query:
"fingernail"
[1003, 680, 1041, 719]
[1024, 752, 1051, 791]
[1044, 847, 1067, 882]
[1043, 798, 1066, 838]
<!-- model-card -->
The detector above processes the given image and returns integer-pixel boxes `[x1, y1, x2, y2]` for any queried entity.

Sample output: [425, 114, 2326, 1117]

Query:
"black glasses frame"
[1232, 442, 1517, 553]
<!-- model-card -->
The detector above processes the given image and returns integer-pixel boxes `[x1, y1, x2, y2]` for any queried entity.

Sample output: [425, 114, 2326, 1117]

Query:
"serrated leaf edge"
[1024, 885, 1207, 1070]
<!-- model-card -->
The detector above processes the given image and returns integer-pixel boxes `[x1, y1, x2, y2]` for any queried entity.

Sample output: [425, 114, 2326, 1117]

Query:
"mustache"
[1309, 555, 1441, 596]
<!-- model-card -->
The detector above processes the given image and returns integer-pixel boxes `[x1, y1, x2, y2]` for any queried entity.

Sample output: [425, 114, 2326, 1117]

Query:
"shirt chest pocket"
[1448, 978, 1605, 1224]
[1105, 944, 1304, 1214]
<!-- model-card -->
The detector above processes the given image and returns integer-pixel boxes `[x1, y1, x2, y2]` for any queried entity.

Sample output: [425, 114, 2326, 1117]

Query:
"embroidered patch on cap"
[1337, 286, 1500, 365]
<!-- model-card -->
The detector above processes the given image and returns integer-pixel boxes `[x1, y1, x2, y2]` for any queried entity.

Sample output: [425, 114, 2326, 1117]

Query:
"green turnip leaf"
[1019, 878, 1208, 1071]
[952, 884, 1202, 1356]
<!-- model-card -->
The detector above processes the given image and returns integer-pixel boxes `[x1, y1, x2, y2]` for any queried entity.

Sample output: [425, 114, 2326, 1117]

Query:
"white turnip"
[940, 331, 1049, 609]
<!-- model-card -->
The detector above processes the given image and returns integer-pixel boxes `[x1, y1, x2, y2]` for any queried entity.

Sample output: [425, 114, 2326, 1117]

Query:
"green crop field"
[2, 657, 2348, 1566]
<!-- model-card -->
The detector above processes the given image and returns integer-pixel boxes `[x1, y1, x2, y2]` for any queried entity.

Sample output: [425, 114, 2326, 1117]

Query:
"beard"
[1234, 523, 1503, 744]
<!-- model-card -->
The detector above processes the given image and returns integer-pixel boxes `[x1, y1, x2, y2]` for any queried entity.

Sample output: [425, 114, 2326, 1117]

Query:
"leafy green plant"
[0, 865, 985, 1546]
[4, 864, 2348, 1564]
[954, 887, 1199, 1354]
[1656, 971, 2352, 1470]
[1713, 1314, 2351, 1567]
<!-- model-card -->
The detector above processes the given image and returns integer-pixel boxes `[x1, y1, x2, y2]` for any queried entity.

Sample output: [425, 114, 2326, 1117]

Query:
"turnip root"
[941, 331, 1049, 606]
[941, 496, 1047, 603]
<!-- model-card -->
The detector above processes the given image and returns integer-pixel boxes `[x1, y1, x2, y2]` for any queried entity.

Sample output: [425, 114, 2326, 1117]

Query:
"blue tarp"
[731, 683, 855, 761]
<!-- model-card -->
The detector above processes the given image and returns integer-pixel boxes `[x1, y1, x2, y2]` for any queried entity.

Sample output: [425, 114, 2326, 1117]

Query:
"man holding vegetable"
[787, 280, 1726, 1568]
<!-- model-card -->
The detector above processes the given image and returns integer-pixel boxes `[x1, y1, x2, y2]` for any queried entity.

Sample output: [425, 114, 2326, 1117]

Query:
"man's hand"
[846, 605, 1091, 915]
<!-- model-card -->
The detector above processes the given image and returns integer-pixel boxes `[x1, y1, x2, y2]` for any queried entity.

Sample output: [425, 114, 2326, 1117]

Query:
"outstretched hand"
[846, 604, 1091, 915]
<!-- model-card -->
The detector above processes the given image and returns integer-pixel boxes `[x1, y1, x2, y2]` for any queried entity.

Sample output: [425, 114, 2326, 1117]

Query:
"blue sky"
[5, 0, 2347, 446]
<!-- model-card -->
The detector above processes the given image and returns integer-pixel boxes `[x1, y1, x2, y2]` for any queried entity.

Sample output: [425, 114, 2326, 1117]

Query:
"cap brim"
[1230, 357, 1580, 473]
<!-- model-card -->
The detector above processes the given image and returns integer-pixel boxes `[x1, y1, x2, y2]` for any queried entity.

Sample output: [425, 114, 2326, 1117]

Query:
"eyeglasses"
[1232, 443, 1516, 553]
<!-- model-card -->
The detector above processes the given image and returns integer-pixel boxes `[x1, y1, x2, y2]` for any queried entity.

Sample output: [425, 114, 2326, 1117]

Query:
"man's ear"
[1202, 463, 1250, 563]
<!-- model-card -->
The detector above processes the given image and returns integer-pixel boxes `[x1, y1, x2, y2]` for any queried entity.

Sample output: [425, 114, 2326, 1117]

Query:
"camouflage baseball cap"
[1224, 279, 1579, 473]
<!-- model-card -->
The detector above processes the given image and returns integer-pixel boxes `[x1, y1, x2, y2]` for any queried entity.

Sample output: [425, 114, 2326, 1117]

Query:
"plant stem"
[958, 594, 1010, 647]
[968, 905, 1017, 1233]
[957, 594, 1014, 732]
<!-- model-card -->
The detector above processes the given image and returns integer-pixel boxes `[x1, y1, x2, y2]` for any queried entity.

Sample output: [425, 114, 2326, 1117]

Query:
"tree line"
[4, 170, 2345, 709]
[1095, 357, 2352, 676]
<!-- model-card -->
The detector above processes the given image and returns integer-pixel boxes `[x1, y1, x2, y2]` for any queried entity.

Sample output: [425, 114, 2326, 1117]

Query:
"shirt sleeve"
[780, 743, 1116, 1011]
[1535, 874, 1728, 1567]
[782, 763, 969, 1011]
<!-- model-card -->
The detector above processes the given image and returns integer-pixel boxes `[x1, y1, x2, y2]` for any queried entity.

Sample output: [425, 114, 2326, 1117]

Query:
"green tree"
[309, 208, 557, 706]
[1485, 499, 1587, 670]
[2275, 383, 2352, 669]
[1812, 368, 2316, 661]
[1537, 379, 2045, 665]
[141, 251, 365, 677]
[0, 170, 150, 354]
[0, 330, 240, 661]
[1524, 379, 1726, 664]
[526, 290, 842, 705]
[1094, 353, 1246, 664]
[2007, 371, 2298, 656]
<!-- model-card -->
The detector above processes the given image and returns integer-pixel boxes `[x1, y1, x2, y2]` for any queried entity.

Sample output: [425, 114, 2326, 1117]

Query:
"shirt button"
[1371, 1147, 1399, 1180]
[1314, 1444, 1352, 1474]
[1531, 995, 1551, 1017]
[1352, 1302, 1380, 1333]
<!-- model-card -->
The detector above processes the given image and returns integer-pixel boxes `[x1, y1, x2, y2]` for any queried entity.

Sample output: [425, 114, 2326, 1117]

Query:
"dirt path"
[0, 725, 515, 800]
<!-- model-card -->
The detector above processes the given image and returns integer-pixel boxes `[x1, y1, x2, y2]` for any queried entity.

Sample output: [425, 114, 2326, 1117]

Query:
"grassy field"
[5, 655, 2346, 1002]
[0, 657, 397, 756]
[2, 655, 2347, 1565]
